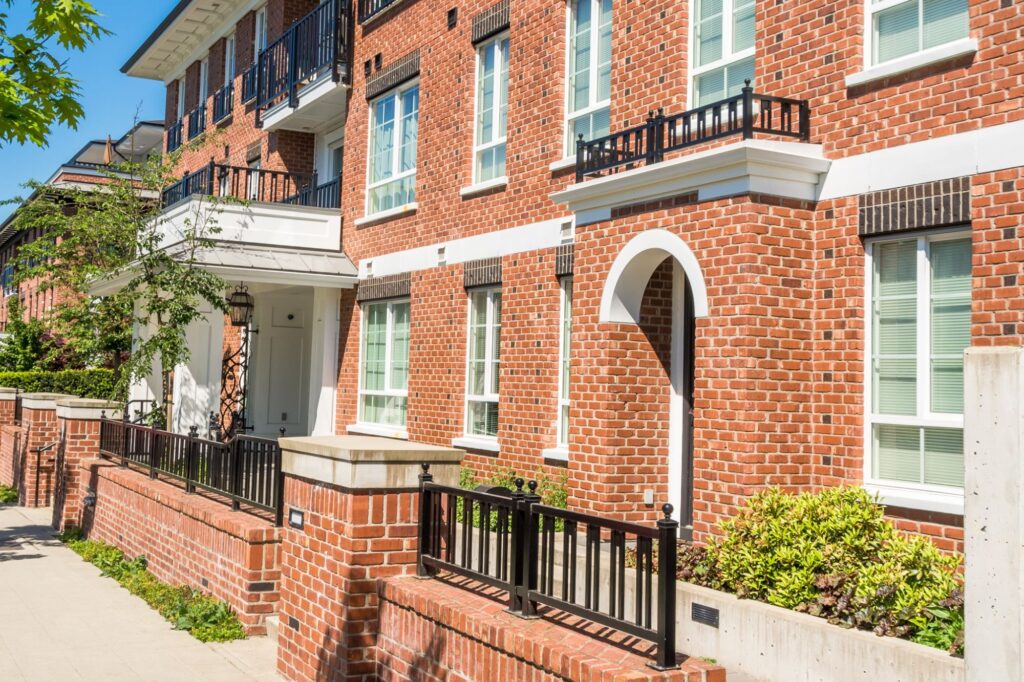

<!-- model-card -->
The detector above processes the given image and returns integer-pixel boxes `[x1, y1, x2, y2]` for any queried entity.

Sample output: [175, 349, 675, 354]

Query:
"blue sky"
[0, 1, 177, 221]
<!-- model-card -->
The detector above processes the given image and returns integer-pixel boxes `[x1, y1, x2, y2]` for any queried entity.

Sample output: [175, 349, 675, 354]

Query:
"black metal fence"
[166, 119, 184, 153]
[98, 418, 284, 524]
[576, 83, 810, 182]
[256, 0, 350, 115]
[417, 465, 679, 669]
[161, 161, 336, 209]
[358, 0, 398, 23]
[212, 81, 234, 124]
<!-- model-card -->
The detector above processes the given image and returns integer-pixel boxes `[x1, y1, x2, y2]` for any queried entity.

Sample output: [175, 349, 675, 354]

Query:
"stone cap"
[21, 393, 76, 411]
[0, 387, 18, 400]
[280, 435, 464, 490]
[56, 398, 123, 421]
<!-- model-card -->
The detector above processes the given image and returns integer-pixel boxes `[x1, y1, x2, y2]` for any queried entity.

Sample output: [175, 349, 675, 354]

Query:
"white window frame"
[365, 79, 419, 218]
[176, 78, 186, 121]
[224, 34, 237, 84]
[863, 0, 969, 69]
[863, 226, 970, 513]
[254, 6, 268, 61]
[472, 32, 510, 185]
[564, 0, 612, 155]
[557, 276, 572, 449]
[465, 287, 501, 440]
[688, 0, 756, 109]
[357, 298, 410, 429]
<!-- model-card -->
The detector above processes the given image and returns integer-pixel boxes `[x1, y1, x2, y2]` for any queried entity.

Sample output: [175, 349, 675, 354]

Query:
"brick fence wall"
[0, 424, 20, 488]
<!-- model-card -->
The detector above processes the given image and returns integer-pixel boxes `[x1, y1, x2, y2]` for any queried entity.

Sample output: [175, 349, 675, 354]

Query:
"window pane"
[930, 238, 971, 413]
[468, 400, 499, 437]
[571, 106, 610, 144]
[569, 0, 592, 113]
[924, 427, 964, 487]
[477, 43, 496, 145]
[873, 240, 918, 415]
[596, 0, 612, 102]
[696, 0, 723, 66]
[874, 424, 921, 484]
[390, 302, 410, 391]
[733, 0, 755, 52]
[361, 303, 386, 391]
[400, 87, 419, 173]
[695, 67, 726, 106]
[498, 39, 509, 138]
[370, 96, 395, 184]
[923, 0, 968, 50]
[875, 0, 920, 64]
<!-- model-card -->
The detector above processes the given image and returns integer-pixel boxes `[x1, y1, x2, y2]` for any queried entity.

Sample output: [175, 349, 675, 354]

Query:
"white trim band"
[845, 38, 978, 89]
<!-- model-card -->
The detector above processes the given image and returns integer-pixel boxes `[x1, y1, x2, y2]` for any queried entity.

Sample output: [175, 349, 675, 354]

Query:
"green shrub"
[0, 484, 17, 504]
[0, 369, 119, 400]
[457, 465, 569, 530]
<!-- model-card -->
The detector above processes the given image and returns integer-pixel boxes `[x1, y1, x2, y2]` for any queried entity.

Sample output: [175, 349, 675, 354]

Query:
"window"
[224, 34, 236, 83]
[176, 79, 186, 121]
[474, 34, 509, 183]
[566, 0, 611, 151]
[199, 58, 209, 103]
[867, 231, 971, 496]
[247, 159, 261, 200]
[691, 0, 755, 107]
[329, 144, 344, 179]
[254, 7, 268, 60]
[367, 82, 419, 215]
[557, 277, 572, 448]
[359, 299, 410, 428]
[466, 287, 501, 439]
[868, 0, 969, 66]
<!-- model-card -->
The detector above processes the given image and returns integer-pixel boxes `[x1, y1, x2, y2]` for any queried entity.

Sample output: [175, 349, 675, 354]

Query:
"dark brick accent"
[472, 0, 510, 44]
[249, 581, 276, 592]
[858, 177, 970, 237]
[555, 243, 574, 277]
[366, 50, 420, 100]
[464, 257, 502, 288]
[357, 272, 412, 301]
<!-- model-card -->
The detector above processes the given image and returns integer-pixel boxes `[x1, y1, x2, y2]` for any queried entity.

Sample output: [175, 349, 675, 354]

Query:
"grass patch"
[57, 528, 246, 642]
[0, 484, 17, 504]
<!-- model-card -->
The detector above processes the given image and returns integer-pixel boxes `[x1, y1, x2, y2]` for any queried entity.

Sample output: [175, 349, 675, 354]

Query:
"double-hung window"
[199, 58, 210, 103]
[466, 287, 501, 439]
[557, 277, 573, 449]
[367, 82, 419, 216]
[254, 7, 268, 59]
[691, 0, 755, 107]
[225, 34, 236, 83]
[359, 299, 410, 428]
[866, 230, 971, 506]
[867, 0, 968, 66]
[176, 79, 186, 121]
[474, 34, 509, 184]
[566, 0, 611, 152]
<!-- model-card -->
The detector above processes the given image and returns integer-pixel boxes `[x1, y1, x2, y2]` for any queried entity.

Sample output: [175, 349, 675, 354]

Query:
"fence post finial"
[662, 502, 674, 519]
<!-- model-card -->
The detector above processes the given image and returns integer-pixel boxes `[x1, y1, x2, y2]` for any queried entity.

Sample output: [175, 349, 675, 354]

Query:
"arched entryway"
[600, 229, 709, 529]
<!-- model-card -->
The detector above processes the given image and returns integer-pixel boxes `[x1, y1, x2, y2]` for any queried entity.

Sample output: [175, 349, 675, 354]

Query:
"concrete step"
[264, 615, 280, 644]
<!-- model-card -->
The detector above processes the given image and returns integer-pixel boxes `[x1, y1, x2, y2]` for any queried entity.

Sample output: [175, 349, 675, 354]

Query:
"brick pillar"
[0, 387, 17, 427]
[0, 388, 19, 487]
[53, 398, 122, 531]
[275, 436, 464, 682]
[18, 393, 73, 507]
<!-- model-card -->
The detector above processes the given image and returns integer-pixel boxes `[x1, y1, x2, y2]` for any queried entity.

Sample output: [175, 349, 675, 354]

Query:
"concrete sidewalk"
[0, 505, 281, 681]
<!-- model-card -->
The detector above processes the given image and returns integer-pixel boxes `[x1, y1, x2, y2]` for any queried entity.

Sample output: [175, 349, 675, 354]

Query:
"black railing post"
[575, 134, 586, 183]
[287, 30, 298, 108]
[799, 100, 811, 141]
[229, 437, 241, 512]
[274, 427, 286, 526]
[186, 425, 198, 493]
[120, 410, 130, 467]
[417, 463, 435, 577]
[149, 426, 159, 479]
[508, 477, 526, 613]
[652, 503, 679, 670]
[741, 80, 754, 140]
[206, 160, 215, 195]
[332, 0, 343, 83]
[519, 480, 542, 618]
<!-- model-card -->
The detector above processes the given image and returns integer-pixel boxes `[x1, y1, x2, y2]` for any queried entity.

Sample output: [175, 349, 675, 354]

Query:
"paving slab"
[0, 505, 280, 682]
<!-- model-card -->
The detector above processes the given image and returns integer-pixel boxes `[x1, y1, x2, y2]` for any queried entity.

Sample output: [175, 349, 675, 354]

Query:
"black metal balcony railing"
[256, 0, 349, 118]
[241, 63, 258, 104]
[358, 0, 399, 23]
[187, 104, 207, 140]
[416, 466, 680, 670]
[161, 161, 341, 210]
[212, 81, 234, 124]
[575, 83, 811, 182]
[99, 418, 284, 524]
[166, 119, 184, 153]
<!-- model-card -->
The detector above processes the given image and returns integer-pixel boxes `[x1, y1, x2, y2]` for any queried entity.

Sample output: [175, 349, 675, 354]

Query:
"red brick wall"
[80, 459, 283, 634]
[52, 415, 102, 532]
[19, 406, 61, 507]
[0, 424, 20, 488]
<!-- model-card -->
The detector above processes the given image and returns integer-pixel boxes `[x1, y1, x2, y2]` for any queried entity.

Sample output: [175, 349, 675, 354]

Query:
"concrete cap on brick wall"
[21, 393, 75, 411]
[56, 398, 123, 421]
[0, 387, 18, 401]
[279, 435, 465, 490]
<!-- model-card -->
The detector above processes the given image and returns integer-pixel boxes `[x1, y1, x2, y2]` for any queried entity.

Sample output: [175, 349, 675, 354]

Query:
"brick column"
[0, 388, 19, 487]
[0, 387, 17, 427]
[53, 398, 122, 531]
[275, 436, 463, 682]
[18, 393, 73, 507]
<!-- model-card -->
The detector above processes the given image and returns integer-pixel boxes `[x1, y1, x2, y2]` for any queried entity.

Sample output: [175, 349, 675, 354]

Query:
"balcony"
[553, 85, 828, 224]
[212, 81, 233, 124]
[358, 0, 400, 23]
[255, 0, 351, 133]
[166, 119, 183, 153]
[187, 105, 206, 140]
[241, 63, 258, 104]
[162, 163, 340, 210]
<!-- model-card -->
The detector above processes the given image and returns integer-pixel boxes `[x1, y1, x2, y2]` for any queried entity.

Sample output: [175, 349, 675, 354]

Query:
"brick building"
[119, 0, 1023, 549]
[0, 121, 165, 333]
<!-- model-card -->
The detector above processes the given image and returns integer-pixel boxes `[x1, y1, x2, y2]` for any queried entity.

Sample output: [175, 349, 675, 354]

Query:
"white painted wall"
[307, 287, 340, 436]
[171, 305, 224, 435]
[963, 347, 1024, 682]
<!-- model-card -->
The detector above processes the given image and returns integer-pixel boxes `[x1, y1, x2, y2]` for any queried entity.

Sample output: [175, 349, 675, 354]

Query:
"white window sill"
[460, 177, 508, 198]
[549, 156, 577, 173]
[864, 483, 964, 516]
[541, 447, 569, 462]
[845, 38, 978, 88]
[452, 436, 500, 453]
[346, 423, 409, 440]
[353, 202, 418, 227]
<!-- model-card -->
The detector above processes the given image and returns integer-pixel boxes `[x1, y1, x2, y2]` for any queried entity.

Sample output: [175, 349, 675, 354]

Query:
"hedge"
[0, 369, 119, 401]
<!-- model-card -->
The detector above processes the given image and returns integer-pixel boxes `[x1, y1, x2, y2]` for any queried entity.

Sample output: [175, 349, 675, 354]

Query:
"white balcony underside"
[262, 75, 350, 134]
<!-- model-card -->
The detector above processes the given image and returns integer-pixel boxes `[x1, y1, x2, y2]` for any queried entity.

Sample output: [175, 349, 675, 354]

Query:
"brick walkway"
[0, 505, 280, 681]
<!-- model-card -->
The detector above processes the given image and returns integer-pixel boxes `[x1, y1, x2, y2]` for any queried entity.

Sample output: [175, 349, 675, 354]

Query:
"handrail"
[241, 63, 258, 104]
[166, 119, 184, 153]
[212, 81, 234, 124]
[416, 465, 679, 669]
[575, 82, 810, 182]
[187, 104, 207, 140]
[358, 0, 399, 23]
[161, 161, 335, 209]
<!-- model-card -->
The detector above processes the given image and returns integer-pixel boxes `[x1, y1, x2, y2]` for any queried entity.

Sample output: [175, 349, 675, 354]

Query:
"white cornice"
[550, 140, 831, 225]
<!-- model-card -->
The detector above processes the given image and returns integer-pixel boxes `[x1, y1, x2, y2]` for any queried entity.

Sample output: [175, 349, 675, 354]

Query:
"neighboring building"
[0, 121, 165, 333]
[120, 0, 1023, 550]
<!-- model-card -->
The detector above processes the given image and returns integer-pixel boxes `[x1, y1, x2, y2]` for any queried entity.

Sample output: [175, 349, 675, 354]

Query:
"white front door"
[249, 292, 312, 437]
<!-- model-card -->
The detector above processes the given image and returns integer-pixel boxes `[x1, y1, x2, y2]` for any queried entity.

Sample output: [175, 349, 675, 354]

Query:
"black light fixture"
[227, 285, 254, 327]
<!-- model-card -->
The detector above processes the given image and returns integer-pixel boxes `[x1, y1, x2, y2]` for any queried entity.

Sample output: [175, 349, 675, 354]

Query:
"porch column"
[307, 287, 341, 436]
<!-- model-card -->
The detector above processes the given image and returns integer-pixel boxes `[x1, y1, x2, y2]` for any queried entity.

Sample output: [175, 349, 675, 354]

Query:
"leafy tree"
[0, 1, 108, 147]
[8, 130, 231, 400]
[0, 297, 52, 371]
